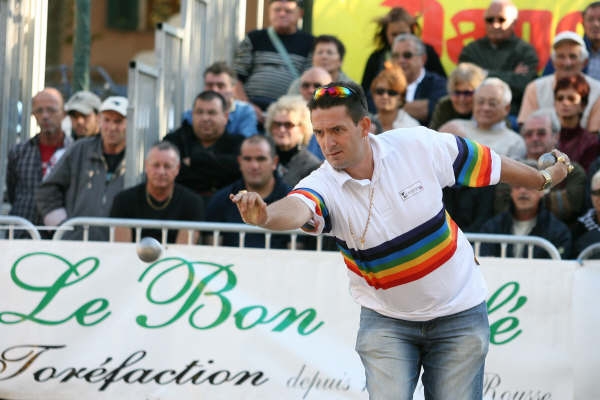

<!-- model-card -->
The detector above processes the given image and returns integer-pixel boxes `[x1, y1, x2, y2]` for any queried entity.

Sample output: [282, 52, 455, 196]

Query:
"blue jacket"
[414, 70, 448, 126]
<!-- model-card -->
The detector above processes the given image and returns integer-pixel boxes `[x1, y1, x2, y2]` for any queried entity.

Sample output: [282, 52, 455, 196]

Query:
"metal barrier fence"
[0, 215, 572, 260]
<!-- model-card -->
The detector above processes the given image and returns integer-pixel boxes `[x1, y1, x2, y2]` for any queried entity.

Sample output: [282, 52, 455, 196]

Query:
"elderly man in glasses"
[231, 80, 572, 399]
[458, 0, 538, 120]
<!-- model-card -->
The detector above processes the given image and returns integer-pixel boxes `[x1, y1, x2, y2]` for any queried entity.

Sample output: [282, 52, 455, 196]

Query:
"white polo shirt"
[289, 127, 502, 321]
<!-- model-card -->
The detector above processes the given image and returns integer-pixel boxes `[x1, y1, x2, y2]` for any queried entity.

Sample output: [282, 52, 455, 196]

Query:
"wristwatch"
[540, 169, 553, 190]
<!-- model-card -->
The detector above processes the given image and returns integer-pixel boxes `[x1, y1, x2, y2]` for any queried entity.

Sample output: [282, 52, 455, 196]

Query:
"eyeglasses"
[522, 129, 549, 138]
[271, 120, 298, 129]
[373, 88, 399, 96]
[301, 82, 323, 90]
[450, 90, 475, 97]
[313, 85, 355, 101]
[555, 94, 581, 103]
[591, 189, 600, 196]
[485, 16, 507, 24]
[392, 51, 417, 60]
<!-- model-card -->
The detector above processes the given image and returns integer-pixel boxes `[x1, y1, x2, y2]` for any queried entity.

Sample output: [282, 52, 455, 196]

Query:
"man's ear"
[272, 155, 279, 169]
[359, 115, 372, 137]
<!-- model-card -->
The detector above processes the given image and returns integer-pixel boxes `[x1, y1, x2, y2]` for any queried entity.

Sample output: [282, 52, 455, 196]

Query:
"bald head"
[32, 87, 65, 136]
[299, 67, 332, 102]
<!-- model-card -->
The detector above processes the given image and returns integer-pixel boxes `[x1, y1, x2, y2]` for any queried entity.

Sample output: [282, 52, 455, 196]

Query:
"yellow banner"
[313, 0, 590, 82]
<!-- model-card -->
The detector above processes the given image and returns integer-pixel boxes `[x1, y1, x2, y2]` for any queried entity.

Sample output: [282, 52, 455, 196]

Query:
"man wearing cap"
[458, 0, 538, 117]
[518, 31, 600, 131]
[36, 96, 129, 241]
[233, 0, 314, 126]
[6, 87, 72, 238]
[64, 90, 101, 139]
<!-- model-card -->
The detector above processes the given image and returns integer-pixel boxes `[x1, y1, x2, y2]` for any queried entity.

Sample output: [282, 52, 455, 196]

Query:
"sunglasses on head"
[313, 85, 355, 101]
[301, 81, 323, 90]
[485, 16, 507, 24]
[373, 88, 399, 96]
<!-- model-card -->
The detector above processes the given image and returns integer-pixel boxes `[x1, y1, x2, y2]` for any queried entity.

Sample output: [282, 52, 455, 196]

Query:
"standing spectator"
[110, 141, 204, 244]
[265, 95, 321, 187]
[206, 135, 290, 248]
[64, 90, 101, 139]
[479, 159, 572, 259]
[391, 33, 447, 126]
[458, 0, 538, 118]
[36, 96, 128, 241]
[430, 63, 487, 130]
[233, 0, 313, 125]
[542, 2, 600, 80]
[519, 31, 600, 132]
[6, 87, 72, 238]
[440, 78, 526, 159]
[295, 66, 332, 102]
[164, 91, 244, 207]
[288, 35, 353, 95]
[370, 64, 420, 131]
[571, 169, 600, 257]
[554, 74, 600, 171]
[181, 62, 257, 137]
[361, 7, 446, 112]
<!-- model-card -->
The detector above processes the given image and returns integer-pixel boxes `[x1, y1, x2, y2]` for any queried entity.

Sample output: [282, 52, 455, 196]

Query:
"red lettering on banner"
[446, 9, 486, 63]
[555, 11, 582, 34]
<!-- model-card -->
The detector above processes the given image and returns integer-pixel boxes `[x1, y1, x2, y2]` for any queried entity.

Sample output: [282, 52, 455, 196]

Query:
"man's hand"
[230, 190, 268, 226]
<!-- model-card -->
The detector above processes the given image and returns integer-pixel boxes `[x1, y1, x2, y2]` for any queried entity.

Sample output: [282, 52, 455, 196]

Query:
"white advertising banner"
[0, 241, 597, 399]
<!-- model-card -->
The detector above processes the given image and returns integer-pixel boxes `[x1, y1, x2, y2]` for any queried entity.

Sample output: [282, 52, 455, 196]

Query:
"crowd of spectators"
[6, 0, 600, 259]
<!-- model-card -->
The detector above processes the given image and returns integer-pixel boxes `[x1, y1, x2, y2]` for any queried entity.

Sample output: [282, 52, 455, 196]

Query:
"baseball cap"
[64, 90, 101, 115]
[552, 31, 585, 48]
[99, 96, 128, 117]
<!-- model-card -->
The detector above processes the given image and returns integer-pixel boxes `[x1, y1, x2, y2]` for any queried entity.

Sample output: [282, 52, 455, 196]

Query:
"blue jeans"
[355, 302, 489, 400]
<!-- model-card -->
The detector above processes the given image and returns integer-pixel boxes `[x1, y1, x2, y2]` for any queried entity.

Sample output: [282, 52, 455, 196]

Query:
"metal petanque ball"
[136, 237, 163, 263]
[537, 152, 557, 170]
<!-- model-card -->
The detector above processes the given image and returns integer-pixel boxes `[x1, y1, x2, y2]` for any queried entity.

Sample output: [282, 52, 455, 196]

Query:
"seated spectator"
[181, 61, 257, 137]
[554, 74, 600, 172]
[495, 109, 586, 228]
[288, 35, 352, 95]
[391, 33, 447, 126]
[430, 62, 487, 130]
[458, 0, 538, 118]
[164, 91, 244, 207]
[294, 66, 332, 102]
[206, 135, 290, 248]
[519, 31, 600, 132]
[370, 63, 420, 131]
[36, 96, 129, 241]
[265, 95, 322, 187]
[110, 142, 204, 244]
[542, 3, 600, 81]
[7, 87, 72, 238]
[479, 159, 572, 259]
[233, 0, 313, 125]
[440, 77, 526, 158]
[64, 90, 101, 139]
[361, 7, 446, 112]
[571, 169, 600, 257]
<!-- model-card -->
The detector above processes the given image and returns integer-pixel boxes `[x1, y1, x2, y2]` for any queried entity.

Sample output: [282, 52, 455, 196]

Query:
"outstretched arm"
[230, 191, 312, 231]
[500, 150, 571, 189]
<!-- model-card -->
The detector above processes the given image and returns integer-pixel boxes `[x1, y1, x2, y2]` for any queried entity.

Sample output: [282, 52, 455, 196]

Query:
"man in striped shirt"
[231, 81, 572, 399]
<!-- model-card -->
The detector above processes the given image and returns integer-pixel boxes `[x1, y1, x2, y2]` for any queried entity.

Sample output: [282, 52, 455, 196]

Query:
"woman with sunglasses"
[361, 7, 445, 113]
[370, 64, 419, 132]
[554, 74, 600, 172]
[430, 62, 487, 130]
[265, 95, 322, 187]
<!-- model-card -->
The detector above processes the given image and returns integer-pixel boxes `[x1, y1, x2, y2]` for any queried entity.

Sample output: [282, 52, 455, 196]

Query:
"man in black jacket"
[164, 91, 244, 208]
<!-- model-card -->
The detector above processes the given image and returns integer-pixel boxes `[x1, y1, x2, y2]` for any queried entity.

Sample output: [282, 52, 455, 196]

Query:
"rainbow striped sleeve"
[288, 188, 332, 233]
[452, 136, 493, 187]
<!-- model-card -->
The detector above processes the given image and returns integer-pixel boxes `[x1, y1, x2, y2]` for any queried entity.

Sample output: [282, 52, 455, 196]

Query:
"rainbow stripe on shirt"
[336, 209, 458, 289]
[288, 188, 332, 233]
[453, 136, 493, 187]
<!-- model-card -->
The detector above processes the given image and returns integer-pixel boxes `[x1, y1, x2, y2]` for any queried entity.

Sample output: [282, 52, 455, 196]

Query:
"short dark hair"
[203, 61, 236, 81]
[307, 81, 368, 124]
[193, 90, 228, 112]
[554, 74, 590, 109]
[269, 0, 303, 8]
[583, 2, 600, 18]
[242, 134, 277, 159]
[313, 35, 346, 61]
[150, 141, 181, 162]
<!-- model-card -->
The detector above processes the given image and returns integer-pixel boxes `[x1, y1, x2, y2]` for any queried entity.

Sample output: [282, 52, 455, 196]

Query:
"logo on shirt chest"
[399, 181, 424, 201]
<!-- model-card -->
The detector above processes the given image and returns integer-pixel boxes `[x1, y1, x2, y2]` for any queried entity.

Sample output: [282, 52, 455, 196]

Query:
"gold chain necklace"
[348, 182, 375, 249]
[146, 190, 173, 211]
